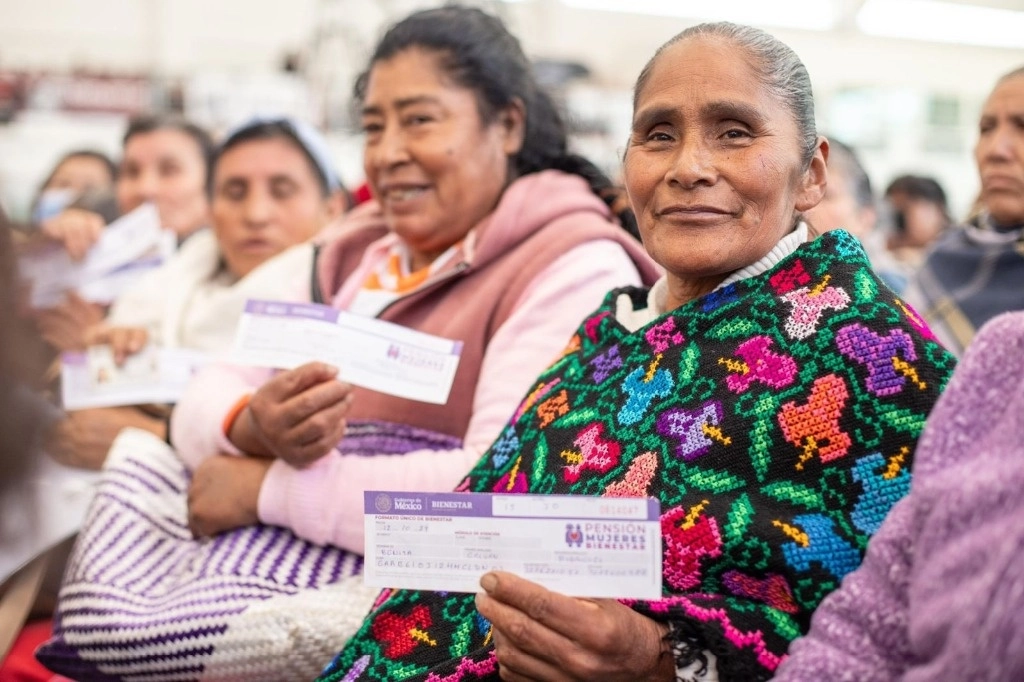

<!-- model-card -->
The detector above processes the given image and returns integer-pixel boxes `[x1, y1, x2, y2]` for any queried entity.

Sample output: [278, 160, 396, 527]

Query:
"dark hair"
[123, 114, 215, 183]
[827, 138, 874, 210]
[210, 121, 344, 200]
[353, 5, 638, 237]
[634, 22, 818, 168]
[40, 149, 117, 190]
[885, 175, 948, 209]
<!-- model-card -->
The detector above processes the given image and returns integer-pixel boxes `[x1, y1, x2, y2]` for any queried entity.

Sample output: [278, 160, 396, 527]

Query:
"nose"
[368, 122, 411, 171]
[980, 122, 1016, 162]
[666, 134, 717, 188]
[133, 168, 160, 201]
[242, 189, 272, 227]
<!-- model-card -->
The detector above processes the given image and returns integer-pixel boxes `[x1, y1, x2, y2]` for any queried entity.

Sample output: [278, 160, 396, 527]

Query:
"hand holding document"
[61, 345, 213, 410]
[18, 204, 174, 308]
[231, 299, 463, 404]
[363, 491, 662, 599]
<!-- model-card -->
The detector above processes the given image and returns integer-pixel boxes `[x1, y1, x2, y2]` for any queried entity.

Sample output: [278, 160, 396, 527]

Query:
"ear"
[795, 136, 829, 213]
[498, 97, 527, 157]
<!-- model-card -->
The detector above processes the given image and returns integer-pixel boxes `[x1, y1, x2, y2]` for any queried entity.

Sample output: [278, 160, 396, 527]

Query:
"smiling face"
[360, 48, 525, 271]
[624, 37, 826, 307]
[211, 137, 339, 279]
[975, 74, 1024, 227]
[117, 128, 209, 238]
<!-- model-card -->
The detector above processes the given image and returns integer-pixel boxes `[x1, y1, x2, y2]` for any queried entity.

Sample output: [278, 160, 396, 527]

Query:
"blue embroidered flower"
[618, 364, 674, 426]
[491, 427, 519, 468]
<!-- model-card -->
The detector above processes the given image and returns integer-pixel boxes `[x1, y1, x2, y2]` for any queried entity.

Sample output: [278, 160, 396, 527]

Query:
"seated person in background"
[902, 66, 1024, 356]
[883, 174, 951, 269]
[775, 311, 1024, 682]
[33, 115, 214, 354]
[171, 4, 656, 555]
[28, 150, 118, 227]
[46, 117, 347, 469]
[804, 137, 907, 292]
[317, 20, 955, 682]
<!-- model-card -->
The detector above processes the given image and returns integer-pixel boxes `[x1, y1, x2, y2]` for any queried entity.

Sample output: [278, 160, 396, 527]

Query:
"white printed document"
[231, 300, 463, 405]
[363, 491, 663, 599]
[18, 204, 173, 308]
[61, 346, 213, 410]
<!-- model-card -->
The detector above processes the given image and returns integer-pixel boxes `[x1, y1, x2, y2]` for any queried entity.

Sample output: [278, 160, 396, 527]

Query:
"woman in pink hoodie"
[171, 6, 658, 552]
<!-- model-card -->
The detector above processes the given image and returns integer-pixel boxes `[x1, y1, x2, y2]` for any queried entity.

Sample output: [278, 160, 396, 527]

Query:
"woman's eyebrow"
[701, 100, 766, 126]
[362, 95, 442, 117]
[631, 104, 678, 132]
[632, 101, 767, 131]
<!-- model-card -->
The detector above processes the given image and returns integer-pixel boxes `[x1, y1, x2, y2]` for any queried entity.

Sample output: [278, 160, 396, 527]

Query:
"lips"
[981, 174, 1023, 191]
[658, 204, 731, 216]
[655, 204, 733, 225]
[237, 238, 275, 253]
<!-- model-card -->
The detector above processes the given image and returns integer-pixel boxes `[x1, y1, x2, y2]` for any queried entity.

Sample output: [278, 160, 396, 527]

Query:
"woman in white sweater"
[46, 117, 348, 469]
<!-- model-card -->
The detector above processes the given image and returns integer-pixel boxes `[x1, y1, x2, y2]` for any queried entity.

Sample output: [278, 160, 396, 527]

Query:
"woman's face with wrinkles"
[624, 37, 826, 303]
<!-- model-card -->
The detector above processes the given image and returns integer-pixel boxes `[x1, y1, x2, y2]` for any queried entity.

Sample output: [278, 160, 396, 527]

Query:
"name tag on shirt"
[231, 299, 462, 405]
[363, 491, 663, 599]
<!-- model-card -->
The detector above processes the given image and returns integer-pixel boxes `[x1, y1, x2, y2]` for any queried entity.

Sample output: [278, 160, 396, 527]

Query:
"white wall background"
[1, 0, 1022, 219]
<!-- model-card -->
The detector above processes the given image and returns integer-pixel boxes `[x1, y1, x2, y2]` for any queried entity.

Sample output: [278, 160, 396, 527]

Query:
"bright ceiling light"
[857, 0, 1024, 50]
[558, 0, 838, 31]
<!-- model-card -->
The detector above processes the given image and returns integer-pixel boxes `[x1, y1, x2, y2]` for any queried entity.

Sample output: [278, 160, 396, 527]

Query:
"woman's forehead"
[634, 38, 777, 120]
[364, 48, 459, 102]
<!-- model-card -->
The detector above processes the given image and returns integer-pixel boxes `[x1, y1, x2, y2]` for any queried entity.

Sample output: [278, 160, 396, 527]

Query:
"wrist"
[227, 403, 271, 457]
[650, 621, 677, 681]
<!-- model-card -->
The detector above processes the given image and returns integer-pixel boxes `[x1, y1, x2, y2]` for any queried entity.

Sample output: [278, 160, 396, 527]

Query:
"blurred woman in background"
[805, 138, 907, 292]
[28, 150, 117, 227]
[33, 115, 214, 355]
[883, 174, 951, 268]
[46, 117, 347, 470]
[903, 66, 1024, 355]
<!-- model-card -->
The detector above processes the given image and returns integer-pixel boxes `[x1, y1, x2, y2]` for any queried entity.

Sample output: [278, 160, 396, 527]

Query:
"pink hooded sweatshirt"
[171, 170, 657, 552]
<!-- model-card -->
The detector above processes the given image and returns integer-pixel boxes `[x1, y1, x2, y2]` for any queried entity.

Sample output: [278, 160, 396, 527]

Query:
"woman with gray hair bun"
[317, 20, 953, 682]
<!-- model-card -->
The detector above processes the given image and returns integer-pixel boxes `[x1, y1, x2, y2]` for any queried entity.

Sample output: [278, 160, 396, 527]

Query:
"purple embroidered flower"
[590, 345, 623, 383]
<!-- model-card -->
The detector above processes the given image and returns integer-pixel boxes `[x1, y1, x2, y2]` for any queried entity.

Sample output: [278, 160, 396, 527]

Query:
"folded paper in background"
[363, 490, 663, 599]
[60, 345, 213, 410]
[231, 299, 463, 404]
[18, 203, 174, 308]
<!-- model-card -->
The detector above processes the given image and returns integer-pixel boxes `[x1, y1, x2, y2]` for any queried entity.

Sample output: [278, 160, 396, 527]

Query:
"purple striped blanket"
[37, 423, 459, 681]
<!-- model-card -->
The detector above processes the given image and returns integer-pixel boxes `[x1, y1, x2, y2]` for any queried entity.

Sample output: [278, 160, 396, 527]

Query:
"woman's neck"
[664, 276, 725, 311]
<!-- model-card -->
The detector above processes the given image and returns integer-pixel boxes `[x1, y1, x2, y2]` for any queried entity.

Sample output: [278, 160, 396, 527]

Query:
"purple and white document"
[232, 299, 463, 404]
[363, 491, 662, 599]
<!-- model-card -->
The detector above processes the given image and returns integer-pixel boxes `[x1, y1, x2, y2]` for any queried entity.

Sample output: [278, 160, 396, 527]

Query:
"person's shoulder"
[962, 311, 1024, 367]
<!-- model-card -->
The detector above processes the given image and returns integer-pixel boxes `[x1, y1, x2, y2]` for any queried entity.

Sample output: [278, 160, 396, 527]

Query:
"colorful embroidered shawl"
[318, 230, 956, 682]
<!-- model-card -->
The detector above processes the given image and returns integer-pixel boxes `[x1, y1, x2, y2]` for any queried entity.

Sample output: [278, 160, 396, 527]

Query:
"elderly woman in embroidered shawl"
[315, 22, 957, 682]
